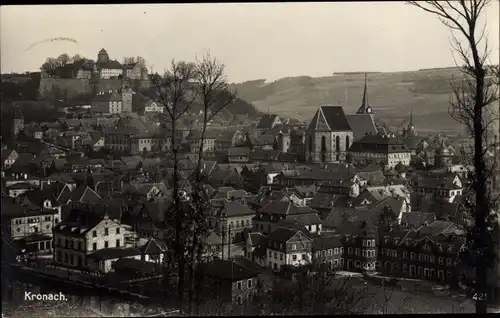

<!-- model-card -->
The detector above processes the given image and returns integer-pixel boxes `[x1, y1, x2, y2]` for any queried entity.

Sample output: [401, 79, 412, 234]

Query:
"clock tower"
[356, 73, 374, 116]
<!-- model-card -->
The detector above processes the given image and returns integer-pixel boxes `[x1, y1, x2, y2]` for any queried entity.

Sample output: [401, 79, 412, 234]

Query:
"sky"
[1, 2, 499, 83]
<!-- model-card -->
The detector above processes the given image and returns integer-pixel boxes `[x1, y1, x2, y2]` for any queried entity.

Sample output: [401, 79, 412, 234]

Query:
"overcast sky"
[1, 3, 499, 83]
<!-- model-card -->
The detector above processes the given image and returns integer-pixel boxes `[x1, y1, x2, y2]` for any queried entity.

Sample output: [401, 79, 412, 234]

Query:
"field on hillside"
[232, 68, 475, 134]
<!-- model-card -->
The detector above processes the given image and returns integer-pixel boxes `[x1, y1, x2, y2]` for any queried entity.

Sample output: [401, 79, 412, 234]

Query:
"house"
[94, 49, 123, 79]
[338, 220, 379, 273]
[1, 149, 19, 168]
[265, 227, 312, 271]
[86, 247, 142, 273]
[228, 146, 251, 164]
[53, 213, 127, 270]
[412, 172, 463, 203]
[377, 221, 465, 285]
[2, 197, 60, 239]
[7, 182, 35, 198]
[200, 259, 261, 306]
[253, 197, 323, 235]
[92, 90, 122, 115]
[305, 105, 354, 163]
[256, 114, 281, 138]
[123, 62, 146, 80]
[211, 200, 255, 244]
[349, 133, 411, 169]
[312, 234, 344, 270]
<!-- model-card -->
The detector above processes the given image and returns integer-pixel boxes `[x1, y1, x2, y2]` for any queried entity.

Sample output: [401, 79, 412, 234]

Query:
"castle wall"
[38, 78, 151, 99]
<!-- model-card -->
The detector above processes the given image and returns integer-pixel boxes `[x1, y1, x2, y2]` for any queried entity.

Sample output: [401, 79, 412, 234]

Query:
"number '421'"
[473, 293, 487, 300]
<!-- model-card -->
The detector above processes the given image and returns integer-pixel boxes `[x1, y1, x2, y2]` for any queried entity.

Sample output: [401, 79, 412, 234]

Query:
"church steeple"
[406, 108, 416, 137]
[356, 73, 373, 114]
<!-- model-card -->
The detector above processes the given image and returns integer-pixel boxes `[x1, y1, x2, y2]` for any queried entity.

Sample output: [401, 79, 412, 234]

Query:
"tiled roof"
[349, 134, 410, 153]
[312, 235, 342, 250]
[400, 212, 435, 228]
[346, 114, 378, 140]
[202, 259, 260, 281]
[307, 105, 352, 132]
[219, 200, 255, 217]
[87, 247, 141, 261]
[139, 238, 166, 254]
[268, 226, 307, 243]
[257, 114, 279, 129]
[95, 59, 123, 70]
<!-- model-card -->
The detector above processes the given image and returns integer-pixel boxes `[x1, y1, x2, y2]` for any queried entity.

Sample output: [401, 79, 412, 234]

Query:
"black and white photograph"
[1, 2, 499, 316]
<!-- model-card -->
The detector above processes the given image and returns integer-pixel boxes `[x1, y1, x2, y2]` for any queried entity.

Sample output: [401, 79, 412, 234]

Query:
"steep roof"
[346, 114, 378, 140]
[268, 226, 309, 243]
[257, 114, 279, 129]
[307, 105, 352, 132]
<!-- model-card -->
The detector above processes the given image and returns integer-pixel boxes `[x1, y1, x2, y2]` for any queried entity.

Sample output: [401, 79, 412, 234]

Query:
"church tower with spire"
[356, 73, 374, 116]
[345, 73, 378, 141]
[403, 109, 417, 138]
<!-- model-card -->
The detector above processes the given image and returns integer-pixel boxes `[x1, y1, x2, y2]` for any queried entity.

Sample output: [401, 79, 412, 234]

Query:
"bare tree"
[136, 56, 147, 68]
[56, 53, 70, 67]
[407, 0, 500, 313]
[123, 56, 136, 65]
[151, 55, 236, 315]
[40, 57, 58, 76]
[151, 60, 197, 315]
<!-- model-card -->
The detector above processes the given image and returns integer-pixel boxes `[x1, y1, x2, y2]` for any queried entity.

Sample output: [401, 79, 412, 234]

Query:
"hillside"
[232, 68, 476, 134]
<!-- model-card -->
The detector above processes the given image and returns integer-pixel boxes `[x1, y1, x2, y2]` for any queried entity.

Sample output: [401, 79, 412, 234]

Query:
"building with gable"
[305, 105, 354, 163]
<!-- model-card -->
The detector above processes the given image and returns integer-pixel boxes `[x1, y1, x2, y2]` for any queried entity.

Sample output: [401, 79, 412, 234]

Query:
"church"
[305, 73, 380, 163]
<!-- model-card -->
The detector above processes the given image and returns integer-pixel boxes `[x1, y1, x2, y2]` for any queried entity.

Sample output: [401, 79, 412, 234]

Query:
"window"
[348, 247, 353, 255]
[334, 248, 339, 255]
[92, 231, 97, 237]
[116, 239, 120, 247]
[116, 227, 120, 234]
[355, 248, 360, 256]
[328, 249, 332, 256]
[403, 264, 408, 272]
[92, 242, 97, 250]
[439, 257, 444, 265]
[403, 251, 408, 259]
[292, 255, 297, 261]
[274, 252, 277, 259]
[446, 258, 452, 266]
[237, 281, 242, 290]
[247, 279, 252, 288]
[237, 296, 243, 305]
[355, 261, 361, 268]
[280, 253, 283, 261]
[104, 241, 109, 248]
[410, 252, 415, 260]
[268, 250, 272, 257]
[292, 244, 297, 250]
[340, 247, 343, 254]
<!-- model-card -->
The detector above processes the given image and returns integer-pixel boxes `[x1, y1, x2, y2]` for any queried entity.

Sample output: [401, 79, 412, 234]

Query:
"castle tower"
[12, 107, 24, 139]
[356, 73, 374, 116]
[121, 84, 133, 113]
[97, 48, 109, 63]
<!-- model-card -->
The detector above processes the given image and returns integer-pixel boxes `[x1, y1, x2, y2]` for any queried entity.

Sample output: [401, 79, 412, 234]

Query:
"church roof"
[307, 105, 352, 132]
[346, 114, 377, 140]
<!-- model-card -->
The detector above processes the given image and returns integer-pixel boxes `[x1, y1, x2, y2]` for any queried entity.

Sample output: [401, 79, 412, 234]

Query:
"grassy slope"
[232, 68, 471, 134]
